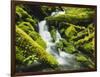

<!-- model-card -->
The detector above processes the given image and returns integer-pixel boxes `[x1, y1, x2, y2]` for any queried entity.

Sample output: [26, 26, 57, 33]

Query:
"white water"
[51, 11, 65, 16]
[38, 11, 79, 69]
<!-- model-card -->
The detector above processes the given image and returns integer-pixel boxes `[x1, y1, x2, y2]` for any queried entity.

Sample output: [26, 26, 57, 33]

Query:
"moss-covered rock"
[16, 26, 58, 68]
[65, 23, 77, 40]
[17, 22, 46, 49]
[62, 39, 76, 54]
[76, 54, 88, 62]
[16, 46, 26, 65]
[56, 39, 63, 50]
[55, 39, 76, 54]
[45, 8, 95, 26]
[16, 5, 38, 31]
[75, 53, 95, 68]
[83, 42, 93, 52]
[49, 26, 57, 42]
[16, 46, 38, 66]
[74, 32, 94, 46]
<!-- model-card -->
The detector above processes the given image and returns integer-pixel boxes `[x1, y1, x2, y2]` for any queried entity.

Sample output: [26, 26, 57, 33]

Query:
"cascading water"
[38, 11, 80, 70]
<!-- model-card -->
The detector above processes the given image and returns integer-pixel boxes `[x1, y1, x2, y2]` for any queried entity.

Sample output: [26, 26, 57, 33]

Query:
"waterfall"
[51, 11, 65, 16]
[38, 11, 79, 70]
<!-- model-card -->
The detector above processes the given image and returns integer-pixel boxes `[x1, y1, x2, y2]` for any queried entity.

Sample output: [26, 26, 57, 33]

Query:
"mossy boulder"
[49, 26, 56, 42]
[55, 39, 76, 54]
[56, 39, 63, 50]
[17, 22, 46, 49]
[64, 23, 77, 40]
[16, 26, 58, 68]
[45, 8, 95, 26]
[62, 39, 76, 54]
[75, 53, 95, 68]
[16, 46, 38, 65]
[83, 41, 94, 52]
[76, 54, 88, 62]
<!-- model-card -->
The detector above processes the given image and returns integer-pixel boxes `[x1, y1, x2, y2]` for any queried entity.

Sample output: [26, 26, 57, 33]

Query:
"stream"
[38, 11, 80, 70]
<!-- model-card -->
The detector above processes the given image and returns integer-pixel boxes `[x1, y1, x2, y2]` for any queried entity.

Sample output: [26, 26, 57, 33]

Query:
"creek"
[38, 11, 80, 70]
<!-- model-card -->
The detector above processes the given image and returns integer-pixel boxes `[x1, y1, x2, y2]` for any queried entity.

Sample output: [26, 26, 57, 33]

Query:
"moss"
[16, 5, 31, 18]
[60, 39, 76, 54]
[64, 8, 94, 19]
[16, 5, 96, 69]
[45, 8, 95, 25]
[75, 53, 95, 68]
[16, 5, 38, 30]
[49, 26, 56, 42]
[16, 26, 58, 68]
[17, 22, 46, 49]
[74, 32, 94, 46]
[72, 29, 88, 41]
[56, 40, 63, 50]
[16, 46, 26, 65]
[17, 22, 34, 31]
[29, 31, 47, 49]
[16, 46, 38, 65]
[26, 18, 37, 27]
[55, 38, 76, 54]
[65, 23, 77, 39]
[64, 47, 76, 54]
[83, 42, 93, 52]
[23, 55, 38, 65]
[76, 54, 88, 62]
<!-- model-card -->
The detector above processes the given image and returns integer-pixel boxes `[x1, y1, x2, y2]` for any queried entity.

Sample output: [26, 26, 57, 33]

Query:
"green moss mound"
[17, 22, 46, 49]
[16, 26, 58, 68]
[45, 8, 95, 26]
